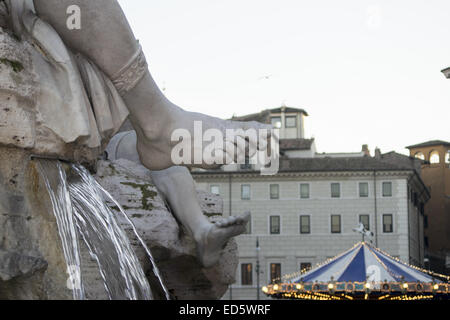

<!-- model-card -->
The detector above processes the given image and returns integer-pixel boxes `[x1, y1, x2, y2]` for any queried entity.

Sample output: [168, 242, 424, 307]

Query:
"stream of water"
[37, 159, 168, 300]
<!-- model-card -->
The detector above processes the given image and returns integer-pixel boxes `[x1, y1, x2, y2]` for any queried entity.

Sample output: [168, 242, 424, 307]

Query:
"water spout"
[36, 159, 85, 300]
[36, 159, 166, 300]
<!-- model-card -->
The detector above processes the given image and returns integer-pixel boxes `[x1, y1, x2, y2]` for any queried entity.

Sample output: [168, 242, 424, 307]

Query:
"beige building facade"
[407, 140, 450, 274]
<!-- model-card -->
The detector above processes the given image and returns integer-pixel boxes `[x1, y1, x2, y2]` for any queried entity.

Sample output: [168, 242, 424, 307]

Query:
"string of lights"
[330, 243, 362, 280]
[370, 243, 450, 281]
[263, 281, 448, 300]
[281, 242, 361, 283]
[366, 243, 402, 282]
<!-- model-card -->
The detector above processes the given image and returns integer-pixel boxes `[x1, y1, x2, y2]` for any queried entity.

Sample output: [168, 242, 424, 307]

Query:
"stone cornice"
[191, 169, 413, 181]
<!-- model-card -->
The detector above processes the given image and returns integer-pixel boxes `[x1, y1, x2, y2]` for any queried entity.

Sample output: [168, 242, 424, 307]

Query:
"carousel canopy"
[263, 242, 449, 300]
[290, 242, 444, 284]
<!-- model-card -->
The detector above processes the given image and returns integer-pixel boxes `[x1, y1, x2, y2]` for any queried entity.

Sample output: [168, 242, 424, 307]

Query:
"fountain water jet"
[36, 159, 168, 300]
[36, 159, 85, 300]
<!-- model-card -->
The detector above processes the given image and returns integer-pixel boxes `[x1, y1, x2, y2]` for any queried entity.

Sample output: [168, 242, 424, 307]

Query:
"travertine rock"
[95, 159, 236, 300]
[0, 147, 74, 300]
[0, 23, 124, 165]
[0, 148, 237, 299]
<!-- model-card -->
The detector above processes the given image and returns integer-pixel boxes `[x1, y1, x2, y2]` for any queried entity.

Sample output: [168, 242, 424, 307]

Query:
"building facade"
[192, 107, 430, 300]
[407, 140, 450, 274]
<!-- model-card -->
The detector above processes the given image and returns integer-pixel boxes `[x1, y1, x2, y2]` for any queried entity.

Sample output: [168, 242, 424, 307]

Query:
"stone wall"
[0, 147, 73, 299]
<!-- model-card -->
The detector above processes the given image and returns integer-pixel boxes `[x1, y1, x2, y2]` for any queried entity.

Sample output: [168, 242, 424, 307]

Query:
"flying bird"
[258, 74, 273, 80]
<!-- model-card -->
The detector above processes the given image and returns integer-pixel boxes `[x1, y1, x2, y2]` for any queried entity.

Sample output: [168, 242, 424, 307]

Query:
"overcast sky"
[118, 0, 450, 155]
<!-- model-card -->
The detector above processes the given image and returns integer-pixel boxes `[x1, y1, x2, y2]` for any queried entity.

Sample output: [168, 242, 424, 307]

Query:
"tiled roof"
[406, 140, 450, 149]
[193, 152, 419, 175]
[278, 155, 415, 173]
[280, 138, 314, 151]
[379, 151, 422, 172]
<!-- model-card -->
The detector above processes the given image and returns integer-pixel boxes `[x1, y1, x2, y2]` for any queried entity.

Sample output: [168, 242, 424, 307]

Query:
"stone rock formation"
[94, 159, 237, 300]
[0, 24, 237, 299]
[0, 150, 237, 300]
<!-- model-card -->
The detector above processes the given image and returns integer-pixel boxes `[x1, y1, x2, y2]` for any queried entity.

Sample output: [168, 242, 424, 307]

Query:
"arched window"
[414, 152, 425, 160]
[446, 151, 450, 164]
[429, 150, 440, 164]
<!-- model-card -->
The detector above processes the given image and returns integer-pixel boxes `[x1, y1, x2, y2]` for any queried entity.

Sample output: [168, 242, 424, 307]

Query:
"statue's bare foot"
[133, 101, 273, 171]
[195, 212, 250, 268]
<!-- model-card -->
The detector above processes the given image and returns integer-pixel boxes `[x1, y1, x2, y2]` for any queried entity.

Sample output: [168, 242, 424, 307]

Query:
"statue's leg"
[33, 0, 271, 171]
[106, 131, 249, 268]
[150, 166, 249, 268]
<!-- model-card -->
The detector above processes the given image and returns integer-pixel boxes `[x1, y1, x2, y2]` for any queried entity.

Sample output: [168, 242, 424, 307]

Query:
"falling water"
[92, 175, 171, 300]
[36, 159, 168, 300]
[36, 159, 85, 300]
[68, 164, 153, 300]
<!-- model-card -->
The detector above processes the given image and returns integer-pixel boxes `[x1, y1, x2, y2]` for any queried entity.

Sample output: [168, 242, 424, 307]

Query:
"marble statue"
[107, 131, 250, 268]
[3, 0, 266, 268]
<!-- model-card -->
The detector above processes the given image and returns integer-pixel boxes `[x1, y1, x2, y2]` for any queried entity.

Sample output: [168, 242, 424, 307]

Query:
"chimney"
[374, 147, 381, 159]
[361, 144, 370, 157]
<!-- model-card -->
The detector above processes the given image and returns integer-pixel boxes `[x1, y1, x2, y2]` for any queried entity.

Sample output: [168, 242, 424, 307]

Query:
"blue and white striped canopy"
[290, 242, 442, 285]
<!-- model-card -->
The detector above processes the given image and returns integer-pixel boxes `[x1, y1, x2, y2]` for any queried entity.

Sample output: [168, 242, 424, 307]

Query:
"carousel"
[262, 241, 450, 300]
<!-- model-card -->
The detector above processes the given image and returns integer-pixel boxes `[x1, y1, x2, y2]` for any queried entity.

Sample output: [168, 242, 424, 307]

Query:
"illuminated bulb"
[365, 283, 371, 289]
[433, 284, 439, 290]
[273, 284, 279, 291]
[402, 283, 408, 289]
[262, 286, 268, 293]
[328, 283, 334, 290]
[296, 284, 302, 290]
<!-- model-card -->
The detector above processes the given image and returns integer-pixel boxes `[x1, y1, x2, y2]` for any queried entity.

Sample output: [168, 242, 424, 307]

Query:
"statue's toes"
[235, 215, 248, 225]
[239, 212, 251, 223]
[226, 216, 238, 226]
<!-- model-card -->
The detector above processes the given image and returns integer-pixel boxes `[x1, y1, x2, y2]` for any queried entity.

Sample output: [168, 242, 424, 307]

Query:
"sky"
[118, 0, 450, 156]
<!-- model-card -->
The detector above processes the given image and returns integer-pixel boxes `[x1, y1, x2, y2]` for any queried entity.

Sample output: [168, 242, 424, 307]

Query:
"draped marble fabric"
[6, 0, 129, 151]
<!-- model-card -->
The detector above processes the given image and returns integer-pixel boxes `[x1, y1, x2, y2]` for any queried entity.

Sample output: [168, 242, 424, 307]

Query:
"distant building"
[231, 106, 309, 140]
[192, 107, 430, 300]
[407, 140, 450, 274]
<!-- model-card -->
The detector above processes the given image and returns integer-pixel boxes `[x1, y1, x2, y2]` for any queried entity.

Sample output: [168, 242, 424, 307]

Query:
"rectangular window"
[270, 216, 280, 234]
[241, 184, 251, 200]
[331, 215, 341, 233]
[270, 184, 279, 199]
[271, 117, 281, 129]
[270, 263, 281, 283]
[359, 214, 370, 230]
[383, 214, 393, 233]
[331, 183, 340, 198]
[285, 116, 297, 128]
[300, 263, 312, 272]
[300, 183, 310, 199]
[241, 263, 253, 285]
[382, 182, 392, 197]
[300, 215, 310, 234]
[359, 182, 369, 197]
[210, 185, 220, 195]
